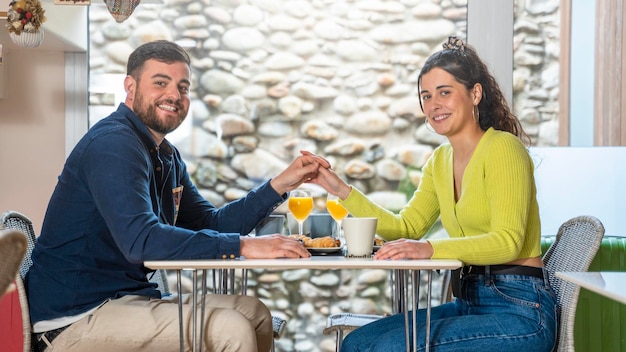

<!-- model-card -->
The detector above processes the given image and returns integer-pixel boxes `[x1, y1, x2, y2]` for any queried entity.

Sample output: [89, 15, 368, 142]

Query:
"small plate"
[307, 247, 343, 254]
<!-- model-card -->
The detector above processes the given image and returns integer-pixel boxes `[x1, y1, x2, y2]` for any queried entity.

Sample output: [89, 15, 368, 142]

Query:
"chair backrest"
[542, 215, 605, 352]
[1, 211, 36, 352]
[1, 211, 37, 279]
[149, 269, 171, 295]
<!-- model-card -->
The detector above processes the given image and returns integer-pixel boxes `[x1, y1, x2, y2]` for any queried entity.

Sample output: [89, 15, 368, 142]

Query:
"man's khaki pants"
[45, 294, 273, 352]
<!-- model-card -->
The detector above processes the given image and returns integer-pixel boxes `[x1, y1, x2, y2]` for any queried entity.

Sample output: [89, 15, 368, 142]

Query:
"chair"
[0, 229, 27, 298]
[148, 268, 171, 296]
[323, 313, 382, 351]
[1, 210, 38, 352]
[1, 211, 37, 279]
[271, 315, 286, 349]
[542, 215, 605, 352]
[323, 268, 411, 352]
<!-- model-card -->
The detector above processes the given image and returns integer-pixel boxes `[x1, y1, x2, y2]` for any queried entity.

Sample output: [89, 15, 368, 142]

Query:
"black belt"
[460, 264, 544, 279]
[451, 265, 544, 298]
[33, 325, 70, 352]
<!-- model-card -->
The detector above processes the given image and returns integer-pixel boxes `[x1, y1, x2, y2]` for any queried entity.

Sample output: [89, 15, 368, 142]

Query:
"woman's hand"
[240, 234, 311, 259]
[373, 239, 434, 260]
[306, 162, 352, 200]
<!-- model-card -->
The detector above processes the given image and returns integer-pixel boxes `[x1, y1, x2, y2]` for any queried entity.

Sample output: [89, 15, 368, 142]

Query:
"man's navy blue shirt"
[27, 103, 285, 324]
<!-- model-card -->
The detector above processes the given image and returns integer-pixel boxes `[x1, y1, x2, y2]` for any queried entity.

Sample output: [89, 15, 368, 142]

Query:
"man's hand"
[240, 234, 311, 258]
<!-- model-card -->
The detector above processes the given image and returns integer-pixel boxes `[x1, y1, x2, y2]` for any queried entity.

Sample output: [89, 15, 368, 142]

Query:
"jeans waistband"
[459, 264, 545, 279]
[450, 265, 546, 298]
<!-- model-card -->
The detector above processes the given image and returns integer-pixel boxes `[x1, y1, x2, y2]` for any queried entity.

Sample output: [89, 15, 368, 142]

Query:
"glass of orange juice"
[288, 190, 314, 235]
[326, 193, 349, 243]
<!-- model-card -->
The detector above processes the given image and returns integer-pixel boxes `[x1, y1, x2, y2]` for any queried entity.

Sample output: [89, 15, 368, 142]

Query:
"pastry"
[308, 236, 340, 248]
[289, 235, 339, 248]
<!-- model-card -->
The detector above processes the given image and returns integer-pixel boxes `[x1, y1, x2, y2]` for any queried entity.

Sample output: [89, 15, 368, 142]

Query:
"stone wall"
[88, 1, 560, 350]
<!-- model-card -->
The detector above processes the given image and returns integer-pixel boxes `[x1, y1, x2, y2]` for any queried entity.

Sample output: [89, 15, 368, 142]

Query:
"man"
[27, 40, 326, 352]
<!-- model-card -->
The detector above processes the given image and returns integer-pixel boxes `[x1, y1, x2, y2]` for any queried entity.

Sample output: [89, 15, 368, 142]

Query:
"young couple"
[28, 37, 556, 352]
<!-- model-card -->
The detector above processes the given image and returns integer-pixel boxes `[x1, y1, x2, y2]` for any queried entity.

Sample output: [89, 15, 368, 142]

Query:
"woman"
[311, 37, 558, 352]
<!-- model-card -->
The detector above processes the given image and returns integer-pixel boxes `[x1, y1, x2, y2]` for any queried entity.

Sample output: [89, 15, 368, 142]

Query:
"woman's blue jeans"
[341, 270, 558, 352]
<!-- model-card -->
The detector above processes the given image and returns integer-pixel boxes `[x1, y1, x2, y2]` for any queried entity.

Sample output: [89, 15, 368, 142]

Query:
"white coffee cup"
[342, 217, 377, 257]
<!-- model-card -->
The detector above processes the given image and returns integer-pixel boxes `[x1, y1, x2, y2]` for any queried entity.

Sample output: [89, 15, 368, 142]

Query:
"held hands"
[373, 239, 434, 260]
[299, 151, 352, 200]
[240, 234, 311, 258]
[270, 151, 332, 195]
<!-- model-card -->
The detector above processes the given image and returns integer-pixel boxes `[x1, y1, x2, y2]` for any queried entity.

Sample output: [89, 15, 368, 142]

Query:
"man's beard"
[133, 95, 186, 135]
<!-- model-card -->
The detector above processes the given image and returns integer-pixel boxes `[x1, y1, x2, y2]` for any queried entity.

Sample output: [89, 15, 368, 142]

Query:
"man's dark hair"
[126, 40, 191, 79]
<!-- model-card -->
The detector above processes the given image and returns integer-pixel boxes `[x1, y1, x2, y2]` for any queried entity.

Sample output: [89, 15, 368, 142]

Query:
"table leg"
[241, 268, 248, 295]
[192, 270, 198, 352]
[412, 270, 419, 352]
[425, 270, 432, 352]
[403, 270, 410, 352]
[404, 270, 432, 352]
[394, 269, 406, 313]
[177, 270, 184, 352]
[228, 268, 235, 294]
[200, 270, 207, 352]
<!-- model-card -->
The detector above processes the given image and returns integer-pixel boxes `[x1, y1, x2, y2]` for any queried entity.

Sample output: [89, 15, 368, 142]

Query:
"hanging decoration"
[54, 0, 91, 4]
[103, 0, 141, 23]
[5, 0, 46, 48]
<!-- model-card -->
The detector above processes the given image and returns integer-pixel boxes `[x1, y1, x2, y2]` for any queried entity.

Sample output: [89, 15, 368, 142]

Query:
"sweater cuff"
[340, 185, 361, 205]
[427, 238, 451, 261]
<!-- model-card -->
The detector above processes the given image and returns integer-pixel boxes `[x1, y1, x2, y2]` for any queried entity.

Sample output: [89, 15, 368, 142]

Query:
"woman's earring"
[472, 105, 480, 124]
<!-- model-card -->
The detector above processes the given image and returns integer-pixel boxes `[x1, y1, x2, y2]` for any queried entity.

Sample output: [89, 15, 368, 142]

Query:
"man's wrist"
[269, 178, 287, 197]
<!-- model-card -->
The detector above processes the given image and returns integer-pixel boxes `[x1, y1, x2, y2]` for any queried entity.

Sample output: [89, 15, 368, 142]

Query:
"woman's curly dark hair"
[418, 37, 531, 146]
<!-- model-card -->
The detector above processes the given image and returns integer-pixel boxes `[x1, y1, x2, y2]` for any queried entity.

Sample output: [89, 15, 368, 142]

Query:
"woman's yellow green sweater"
[341, 127, 541, 265]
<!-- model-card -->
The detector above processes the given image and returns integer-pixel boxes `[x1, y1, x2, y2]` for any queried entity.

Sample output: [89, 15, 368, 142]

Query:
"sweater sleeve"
[341, 152, 441, 241]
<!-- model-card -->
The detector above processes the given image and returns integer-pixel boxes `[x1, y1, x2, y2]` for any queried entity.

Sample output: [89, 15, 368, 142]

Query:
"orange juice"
[289, 196, 314, 222]
[326, 199, 349, 221]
